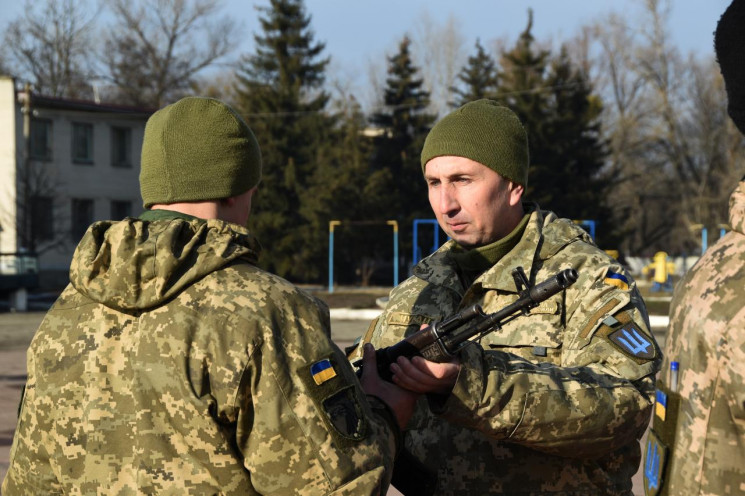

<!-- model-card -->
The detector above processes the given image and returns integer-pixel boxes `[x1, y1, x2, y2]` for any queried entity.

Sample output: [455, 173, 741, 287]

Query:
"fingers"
[360, 343, 378, 389]
[362, 343, 375, 371]
[390, 356, 459, 395]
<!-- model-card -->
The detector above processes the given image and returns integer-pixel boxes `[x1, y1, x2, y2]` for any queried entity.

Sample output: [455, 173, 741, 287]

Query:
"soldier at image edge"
[642, 0, 745, 494]
[2, 96, 418, 494]
[349, 98, 662, 495]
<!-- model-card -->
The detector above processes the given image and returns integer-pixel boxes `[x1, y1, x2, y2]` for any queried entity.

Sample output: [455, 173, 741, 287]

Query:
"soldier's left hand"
[390, 354, 461, 395]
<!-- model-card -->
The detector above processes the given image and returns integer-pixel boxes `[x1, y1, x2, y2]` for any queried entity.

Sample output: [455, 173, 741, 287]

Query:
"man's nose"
[437, 185, 459, 216]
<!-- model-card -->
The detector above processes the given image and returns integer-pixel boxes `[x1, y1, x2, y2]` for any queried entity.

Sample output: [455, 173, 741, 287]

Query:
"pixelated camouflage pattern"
[352, 206, 661, 495]
[657, 181, 745, 495]
[2, 217, 396, 495]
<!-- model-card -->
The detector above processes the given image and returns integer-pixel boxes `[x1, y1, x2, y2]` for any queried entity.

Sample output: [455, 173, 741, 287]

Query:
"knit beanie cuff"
[421, 100, 529, 186]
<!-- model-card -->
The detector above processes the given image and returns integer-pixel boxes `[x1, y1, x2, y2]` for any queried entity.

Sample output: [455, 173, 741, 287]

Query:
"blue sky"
[0, 0, 730, 62]
[288, 0, 730, 66]
[0, 0, 731, 96]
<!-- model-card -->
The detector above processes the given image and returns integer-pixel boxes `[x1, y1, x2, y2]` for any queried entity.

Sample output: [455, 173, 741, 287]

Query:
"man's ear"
[508, 182, 525, 206]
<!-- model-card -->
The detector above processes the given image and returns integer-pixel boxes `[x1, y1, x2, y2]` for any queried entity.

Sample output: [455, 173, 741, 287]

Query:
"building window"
[110, 200, 132, 220]
[71, 198, 94, 241]
[111, 126, 132, 168]
[30, 118, 52, 160]
[30, 195, 54, 241]
[72, 122, 94, 164]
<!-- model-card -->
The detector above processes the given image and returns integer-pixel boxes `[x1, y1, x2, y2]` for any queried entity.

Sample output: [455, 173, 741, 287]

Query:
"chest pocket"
[379, 312, 437, 348]
[477, 294, 565, 364]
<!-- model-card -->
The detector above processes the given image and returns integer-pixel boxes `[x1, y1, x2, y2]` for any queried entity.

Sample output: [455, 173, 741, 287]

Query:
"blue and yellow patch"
[311, 359, 337, 385]
[655, 389, 667, 421]
[604, 270, 629, 290]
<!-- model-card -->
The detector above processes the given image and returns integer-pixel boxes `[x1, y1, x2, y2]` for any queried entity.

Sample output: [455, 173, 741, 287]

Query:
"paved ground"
[0, 310, 665, 494]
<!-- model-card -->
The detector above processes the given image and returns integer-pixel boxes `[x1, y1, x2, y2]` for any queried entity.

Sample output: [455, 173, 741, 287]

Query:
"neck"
[150, 201, 220, 220]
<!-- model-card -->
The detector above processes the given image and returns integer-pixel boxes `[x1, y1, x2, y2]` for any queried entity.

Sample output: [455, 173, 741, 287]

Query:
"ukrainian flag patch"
[604, 270, 629, 290]
[655, 389, 667, 421]
[311, 359, 337, 385]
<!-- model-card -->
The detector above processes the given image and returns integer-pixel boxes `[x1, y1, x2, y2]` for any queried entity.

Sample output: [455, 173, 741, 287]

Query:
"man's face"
[425, 156, 524, 248]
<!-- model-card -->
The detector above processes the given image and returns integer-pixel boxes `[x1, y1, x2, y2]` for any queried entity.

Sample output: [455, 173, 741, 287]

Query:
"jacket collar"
[413, 204, 591, 295]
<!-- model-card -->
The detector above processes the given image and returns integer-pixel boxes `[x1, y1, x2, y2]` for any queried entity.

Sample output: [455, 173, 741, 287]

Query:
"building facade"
[0, 76, 153, 290]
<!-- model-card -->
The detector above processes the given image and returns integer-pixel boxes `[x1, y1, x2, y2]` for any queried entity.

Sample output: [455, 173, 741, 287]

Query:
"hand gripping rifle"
[357, 267, 578, 382]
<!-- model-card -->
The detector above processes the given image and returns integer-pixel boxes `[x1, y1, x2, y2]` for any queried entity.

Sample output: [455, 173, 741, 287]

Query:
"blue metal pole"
[328, 221, 340, 293]
[388, 221, 399, 286]
[412, 220, 419, 265]
[701, 228, 708, 255]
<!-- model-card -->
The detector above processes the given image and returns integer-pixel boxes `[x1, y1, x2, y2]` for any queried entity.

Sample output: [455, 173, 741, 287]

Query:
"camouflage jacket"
[356, 207, 661, 495]
[3, 216, 397, 495]
[653, 181, 745, 495]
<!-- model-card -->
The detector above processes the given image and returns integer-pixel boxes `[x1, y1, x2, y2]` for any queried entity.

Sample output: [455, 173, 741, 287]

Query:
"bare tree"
[101, 0, 239, 107]
[581, 0, 745, 256]
[1, 0, 99, 98]
[411, 11, 466, 117]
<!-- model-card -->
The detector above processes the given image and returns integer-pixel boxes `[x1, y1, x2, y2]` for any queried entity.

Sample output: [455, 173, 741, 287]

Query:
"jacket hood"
[730, 180, 745, 234]
[69, 218, 261, 312]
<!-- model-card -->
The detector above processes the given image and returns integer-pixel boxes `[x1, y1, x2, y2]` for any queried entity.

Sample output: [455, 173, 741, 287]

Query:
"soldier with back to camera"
[3, 96, 417, 495]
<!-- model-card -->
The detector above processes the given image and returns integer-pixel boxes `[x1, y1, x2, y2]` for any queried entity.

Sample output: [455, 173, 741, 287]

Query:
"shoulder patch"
[310, 359, 337, 385]
[322, 386, 366, 441]
[603, 270, 629, 290]
[608, 322, 656, 360]
[529, 299, 561, 315]
[655, 389, 667, 421]
[298, 355, 368, 447]
[386, 312, 433, 327]
[643, 428, 669, 496]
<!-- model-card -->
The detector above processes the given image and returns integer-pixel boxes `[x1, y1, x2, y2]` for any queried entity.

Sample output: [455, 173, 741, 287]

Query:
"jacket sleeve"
[234, 289, 397, 495]
[2, 346, 63, 494]
[429, 265, 661, 458]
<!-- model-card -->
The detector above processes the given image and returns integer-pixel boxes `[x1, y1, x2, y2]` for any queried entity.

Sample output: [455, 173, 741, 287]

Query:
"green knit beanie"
[140, 97, 262, 208]
[421, 99, 529, 186]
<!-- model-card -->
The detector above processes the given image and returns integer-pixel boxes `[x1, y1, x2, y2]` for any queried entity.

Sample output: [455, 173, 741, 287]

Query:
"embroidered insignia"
[643, 430, 669, 496]
[323, 387, 366, 440]
[655, 389, 667, 421]
[603, 270, 629, 290]
[608, 323, 656, 360]
[311, 359, 337, 385]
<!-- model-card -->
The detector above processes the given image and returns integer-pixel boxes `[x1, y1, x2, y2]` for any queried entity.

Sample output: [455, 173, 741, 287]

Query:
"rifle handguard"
[356, 267, 578, 383]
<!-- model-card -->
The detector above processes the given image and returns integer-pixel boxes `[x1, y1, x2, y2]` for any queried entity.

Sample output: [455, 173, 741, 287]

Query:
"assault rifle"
[356, 267, 578, 382]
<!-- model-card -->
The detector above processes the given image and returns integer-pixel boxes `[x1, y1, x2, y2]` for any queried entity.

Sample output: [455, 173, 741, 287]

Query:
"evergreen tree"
[496, 10, 552, 138]
[496, 10, 615, 246]
[543, 47, 615, 245]
[370, 36, 436, 268]
[234, 0, 331, 280]
[450, 38, 499, 108]
[297, 97, 388, 285]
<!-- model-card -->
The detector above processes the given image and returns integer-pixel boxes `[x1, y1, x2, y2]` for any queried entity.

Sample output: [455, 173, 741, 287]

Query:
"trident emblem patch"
[643, 429, 668, 496]
[609, 323, 656, 360]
